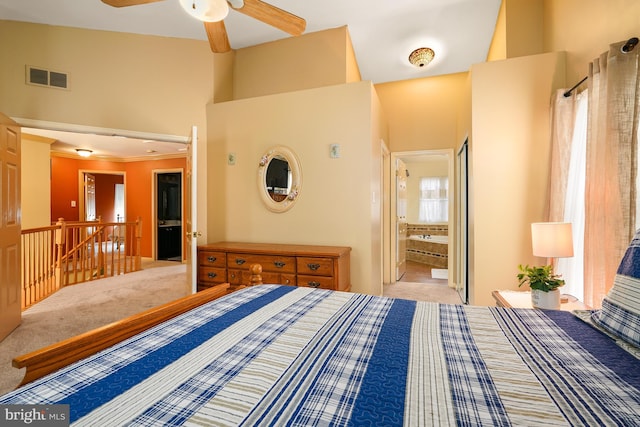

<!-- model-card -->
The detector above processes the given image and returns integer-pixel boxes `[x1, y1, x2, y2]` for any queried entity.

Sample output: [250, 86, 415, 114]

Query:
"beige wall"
[543, 0, 640, 86]
[369, 87, 387, 295]
[504, 0, 544, 59]
[487, 1, 507, 61]
[0, 20, 214, 245]
[207, 81, 384, 295]
[374, 72, 468, 152]
[469, 51, 566, 306]
[20, 134, 52, 229]
[233, 27, 360, 100]
[345, 29, 363, 83]
[0, 21, 213, 136]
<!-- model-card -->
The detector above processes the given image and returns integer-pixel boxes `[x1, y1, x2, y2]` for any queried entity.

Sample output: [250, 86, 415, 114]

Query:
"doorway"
[389, 150, 455, 288]
[155, 171, 183, 261]
[79, 171, 125, 223]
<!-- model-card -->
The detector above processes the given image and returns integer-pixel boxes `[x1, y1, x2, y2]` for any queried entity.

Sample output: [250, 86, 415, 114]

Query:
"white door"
[185, 126, 198, 293]
[396, 159, 408, 281]
[0, 114, 21, 342]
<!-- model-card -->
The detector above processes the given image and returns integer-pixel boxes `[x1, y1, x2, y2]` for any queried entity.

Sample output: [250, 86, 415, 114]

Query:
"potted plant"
[517, 264, 564, 309]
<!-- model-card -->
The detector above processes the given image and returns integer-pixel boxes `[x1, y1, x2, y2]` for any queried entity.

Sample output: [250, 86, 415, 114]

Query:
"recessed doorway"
[155, 171, 183, 261]
[385, 149, 460, 304]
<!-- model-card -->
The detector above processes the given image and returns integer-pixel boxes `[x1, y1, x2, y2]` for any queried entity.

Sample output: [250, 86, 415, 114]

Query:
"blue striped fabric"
[592, 229, 640, 348]
[440, 305, 509, 426]
[1, 285, 639, 426]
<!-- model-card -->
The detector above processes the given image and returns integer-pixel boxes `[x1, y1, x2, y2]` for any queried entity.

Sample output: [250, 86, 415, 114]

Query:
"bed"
[1, 237, 640, 426]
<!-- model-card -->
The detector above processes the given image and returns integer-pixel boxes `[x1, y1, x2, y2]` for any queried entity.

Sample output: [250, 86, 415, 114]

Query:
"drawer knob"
[207, 272, 217, 278]
[207, 256, 216, 263]
[308, 281, 321, 288]
[274, 261, 286, 268]
[235, 258, 246, 265]
[307, 263, 321, 271]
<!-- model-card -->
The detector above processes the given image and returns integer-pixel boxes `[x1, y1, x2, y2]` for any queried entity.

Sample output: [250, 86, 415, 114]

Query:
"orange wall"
[51, 156, 187, 257]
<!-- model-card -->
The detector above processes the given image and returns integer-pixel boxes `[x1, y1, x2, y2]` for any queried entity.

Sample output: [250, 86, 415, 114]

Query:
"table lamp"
[527, 222, 574, 309]
[531, 222, 574, 260]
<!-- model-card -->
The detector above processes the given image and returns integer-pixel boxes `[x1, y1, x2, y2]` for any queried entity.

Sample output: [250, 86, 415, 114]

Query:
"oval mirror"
[257, 146, 302, 212]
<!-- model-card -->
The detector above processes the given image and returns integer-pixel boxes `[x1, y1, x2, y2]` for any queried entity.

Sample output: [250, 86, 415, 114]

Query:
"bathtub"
[409, 234, 448, 244]
[406, 234, 448, 267]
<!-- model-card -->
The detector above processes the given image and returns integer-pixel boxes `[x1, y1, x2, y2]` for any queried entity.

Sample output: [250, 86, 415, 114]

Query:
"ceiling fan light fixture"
[76, 149, 93, 158]
[178, 0, 229, 22]
[409, 47, 435, 68]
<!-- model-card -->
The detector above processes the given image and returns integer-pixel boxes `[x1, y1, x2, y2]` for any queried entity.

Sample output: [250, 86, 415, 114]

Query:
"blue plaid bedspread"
[1, 285, 639, 426]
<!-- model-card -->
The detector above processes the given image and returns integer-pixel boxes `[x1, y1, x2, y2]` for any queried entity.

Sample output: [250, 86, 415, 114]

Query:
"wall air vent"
[26, 65, 70, 90]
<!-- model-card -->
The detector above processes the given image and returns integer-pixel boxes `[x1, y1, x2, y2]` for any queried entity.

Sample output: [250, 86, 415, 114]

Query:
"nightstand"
[492, 290, 591, 311]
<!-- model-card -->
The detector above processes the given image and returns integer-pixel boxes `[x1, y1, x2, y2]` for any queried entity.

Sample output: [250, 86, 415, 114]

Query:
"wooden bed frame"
[12, 264, 264, 387]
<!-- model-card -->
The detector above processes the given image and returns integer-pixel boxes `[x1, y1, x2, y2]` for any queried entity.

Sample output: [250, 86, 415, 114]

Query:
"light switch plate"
[330, 144, 340, 158]
[228, 152, 236, 165]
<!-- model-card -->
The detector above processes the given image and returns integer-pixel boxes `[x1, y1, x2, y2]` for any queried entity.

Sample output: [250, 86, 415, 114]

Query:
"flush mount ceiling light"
[178, 0, 229, 22]
[75, 148, 93, 158]
[409, 47, 435, 68]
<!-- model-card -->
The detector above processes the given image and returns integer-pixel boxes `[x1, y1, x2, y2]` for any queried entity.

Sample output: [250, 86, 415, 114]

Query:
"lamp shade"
[531, 222, 574, 258]
[178, 0, 229, 22]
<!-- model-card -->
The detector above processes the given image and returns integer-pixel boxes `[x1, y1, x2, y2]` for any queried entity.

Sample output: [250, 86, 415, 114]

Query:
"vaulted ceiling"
[1, 0, 501, 158]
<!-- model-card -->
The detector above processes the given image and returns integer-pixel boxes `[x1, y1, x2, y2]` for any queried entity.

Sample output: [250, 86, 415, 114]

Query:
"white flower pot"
[531, 289, 560, 309]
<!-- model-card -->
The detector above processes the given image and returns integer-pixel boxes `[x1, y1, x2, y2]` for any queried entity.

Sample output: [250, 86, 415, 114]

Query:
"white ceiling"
[23, 126, 189, 160]
[1, 0, 501, 158]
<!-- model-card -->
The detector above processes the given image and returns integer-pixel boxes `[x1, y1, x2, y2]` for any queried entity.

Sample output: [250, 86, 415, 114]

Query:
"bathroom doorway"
[389, 150, 454, 288]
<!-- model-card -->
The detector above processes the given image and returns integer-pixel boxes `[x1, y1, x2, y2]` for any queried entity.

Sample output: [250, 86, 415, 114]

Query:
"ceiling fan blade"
[101, 0, 164, 7]
[233, 0, 306, 36]
[204, 21, 231, 53]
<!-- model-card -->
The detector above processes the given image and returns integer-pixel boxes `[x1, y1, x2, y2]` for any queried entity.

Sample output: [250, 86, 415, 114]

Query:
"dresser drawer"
[228, 269, 296, 286]
[198, 267, 226, 284]
[227, 253, 296, 274]
[298, 275, 334, 290]
[297, 257, 334, 276]
[253, 272, 296, 286]
[227, 268, 242, 284]
[198, 251, 226, 267]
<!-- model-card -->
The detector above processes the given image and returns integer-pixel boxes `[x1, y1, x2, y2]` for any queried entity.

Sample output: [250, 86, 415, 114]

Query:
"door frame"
[380, 140, 390, 288]
[388, 149, 455, 287]
[152, 168, 184, 261]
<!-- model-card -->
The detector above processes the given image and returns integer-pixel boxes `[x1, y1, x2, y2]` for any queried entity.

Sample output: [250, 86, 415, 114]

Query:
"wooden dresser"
[197, 242, 351, 292]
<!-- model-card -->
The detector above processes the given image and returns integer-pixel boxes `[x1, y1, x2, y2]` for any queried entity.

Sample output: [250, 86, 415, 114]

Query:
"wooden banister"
[21, 218, 143, 309]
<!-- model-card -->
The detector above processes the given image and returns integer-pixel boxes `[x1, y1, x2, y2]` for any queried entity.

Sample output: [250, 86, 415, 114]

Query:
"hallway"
[383, 261, 461, 304]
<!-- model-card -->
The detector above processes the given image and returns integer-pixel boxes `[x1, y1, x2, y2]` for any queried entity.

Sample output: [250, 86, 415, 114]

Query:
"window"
[419, 177, 448, 223]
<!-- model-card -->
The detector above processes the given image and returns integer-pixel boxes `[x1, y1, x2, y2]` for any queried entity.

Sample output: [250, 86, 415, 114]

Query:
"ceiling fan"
[101, 0, 306, 53]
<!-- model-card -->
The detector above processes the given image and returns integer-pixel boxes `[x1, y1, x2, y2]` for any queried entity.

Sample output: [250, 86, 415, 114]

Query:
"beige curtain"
[584, 40, 639, 308]
[549, 89, 588, 300]
[549, 90, 578, 222]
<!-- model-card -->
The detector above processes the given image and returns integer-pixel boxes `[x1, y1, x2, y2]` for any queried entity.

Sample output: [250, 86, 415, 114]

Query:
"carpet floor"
[383, 281, 462, 304]
[0, 263, 189, 395]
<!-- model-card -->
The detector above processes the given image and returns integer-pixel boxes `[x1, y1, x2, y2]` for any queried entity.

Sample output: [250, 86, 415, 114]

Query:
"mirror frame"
[257, 145, 302, 213]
